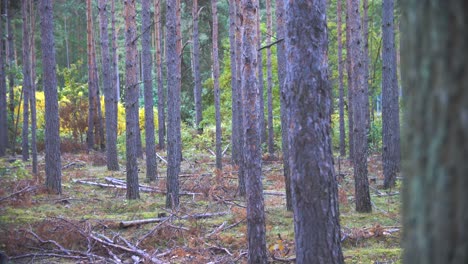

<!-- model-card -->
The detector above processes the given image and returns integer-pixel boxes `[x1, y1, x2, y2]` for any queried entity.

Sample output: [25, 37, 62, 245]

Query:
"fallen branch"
[272, 255, 296, 263]
[206, 221, 226, 237]
[207, 148, 216, 156]
[258, 38, 284, 51]
[222, 144, 230, 156]
[369, 185, 399, 197]
[263, 190, 285, 196]
[0, 185, 37, 202]
[62, 161, 86, 170]
[119, 211, 229, 228]
[156, 153, 168, 164]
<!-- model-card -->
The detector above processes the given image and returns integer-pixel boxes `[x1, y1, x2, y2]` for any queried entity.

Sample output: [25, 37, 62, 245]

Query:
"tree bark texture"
[154, 0, 166, 150]
[192, 0, 203, 133]
[362, 0, 370, 128]
[22, 0, 31, 161]
[346, 0, 371, 213]
[236, 0, 246, 196]
[275, 0, 292, 211]
[165, 0, 182, 208]
[6, 0, 15, 145]
[86, 0, 99, 151]
[212, 0, 222, 170]
[141, 0, 158, 181]
[338, 0, 346, 157]
[345, 6, 354, 163]
[285, 0, 344, 262]
[0, 1, 7, 157]
[241, 0, 268, 262]
[40, 0, 62, 194]
[98, 0, 120, 171]
[29, 0, 37, 174]
[111, 0, 121, 105]
[228, 0, 240, 165]
[401, 2, 468, 263]
[124, 0, 140, 200]
[266, 0, 274, 156]
[256, 5, 266, 145]
[381, 0, 400, 189]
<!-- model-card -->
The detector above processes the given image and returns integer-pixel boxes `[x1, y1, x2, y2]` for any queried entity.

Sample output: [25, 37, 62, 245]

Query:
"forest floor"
[0, 151, 401, 263]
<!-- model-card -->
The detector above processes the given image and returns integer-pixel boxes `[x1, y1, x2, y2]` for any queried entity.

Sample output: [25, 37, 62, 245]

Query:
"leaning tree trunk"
[154, 0, 166, 150]
[40, 0, 62, 194]
[285, 0, 344, 262]
[212, 0, 222, 170]
[401, 1, 468, 263]
[338, 0, 346, 157]
[242, 0, 268, 262]
[381, 0, 400, 189]
[22, 0, 31, 161]
[347, 0, 371, 213]
[124, 0, 140, 200]
[192, 0, 203, 134]
[228, 0, 239, 165]
[98, 0, 120, 171]
[141, 0, 158, 182]
[266, 0, 275, 156]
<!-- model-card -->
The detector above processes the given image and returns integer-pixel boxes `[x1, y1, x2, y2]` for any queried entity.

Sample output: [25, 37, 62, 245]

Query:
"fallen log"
[263, 190, 285, 196]
[119, 211, 229, 228]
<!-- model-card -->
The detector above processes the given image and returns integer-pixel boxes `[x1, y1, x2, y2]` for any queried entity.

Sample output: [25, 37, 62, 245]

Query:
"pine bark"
[98, 0, 120, 171]
[401, 2, 468, 263]
[29, 0, 37, 174]
[124, 0, 140, 200]
[22, 0, 31, 161]
[242, 0, 268, 262]
[381, 0, 400, 189]
[345, 6, 354, 163]
[256, 4, 266, 145]
[86, 0, 99, 151]
[192, 0, 203, 133]
[337, 0, 346, 157]
[236, 0, 246, 196]
[266, 0, 274, 155]
[6, 0, 15, 145]
[0, 0, 7, 157]
[165, 0, 182, 208]
[347, 0, 371, 213]
[111, 0, 121, 104]
[228, 0, 239, 165]
[40, 0, 62, 194]
[362, 0, 370, 127]
[212, 0, 222, 170]
[285, 0, 344, 262]
[154, 0, 166, 150]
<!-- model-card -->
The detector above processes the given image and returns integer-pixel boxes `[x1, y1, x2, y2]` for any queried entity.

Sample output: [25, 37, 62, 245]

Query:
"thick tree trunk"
[141, 0, 158, 181]
[266, 0, 274, 156]
[381, 0, 400, 189]
[276, 0, 292, 211]
[154, 0, 166, 150]
[347, 0, 371, 213]
[256, 6, 266, 145]
[0, 1, 7, 157]
[401, 2, 468, 263]
[98, 0, 120, 171]
[124, 0, 140, 200]
[40, 0, 62, 194]
[22, 0, 31, 161]
[285, 0, 344, 262]
[212, 0, 222, 170]
[242, 0, 268, 262]
[166, 0, 182, 208]
[236, 0, 246, 197]
[30, 0, 37, 174]
[338, 0, 346, 157]
[192, 0, 203, 133]
[228, 0, 239, 165]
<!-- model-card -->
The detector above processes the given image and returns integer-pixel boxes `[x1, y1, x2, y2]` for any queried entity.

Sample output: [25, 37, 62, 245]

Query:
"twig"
[0, 185, 37, 202]
[137, 217, 172, 246]
[206, 244, 233, 256]
[221, 218, 246, 232]
[263, 190, 285, 196]
[272, 255, 296, 263]
[119, 211, 229, 228]
[206, 221, 226, 237]
[258, 38, 284, 51]
[207, 148, 216, 156]
[222, 144, 230, 156]
[156, 152, 168, 164]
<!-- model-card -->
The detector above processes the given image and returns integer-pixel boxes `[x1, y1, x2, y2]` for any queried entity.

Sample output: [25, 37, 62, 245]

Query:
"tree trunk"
[228, 0, 239, 165]
[236, 0, 246, 197]
[276, 0, 292, 211]
[338, 0, 346, 157]
[212, 0, 222, 170]
[124, 0, 140, 200]
[86, 0, 98, 151]
[165, 0, 182, 208]
[266, 0, 274, 156]
[381, 0, 400, 189]
[362, 0, 370, 130]
[111, 0, 121, 106]
[154, 0, 165, 150]
[29, 0, 37, 174]
[345, 7, 354, 163]
[40, 0, 62, 194]
[347, 0, 371, 213]
[6, 0, 15, 148]
[285, 0, 344, 262]
[192, 0, 203, 134]
[401, 2, 468, 263]
[98, 0, 120, 171]
[256, 5, 266, 145]
[242, 0, 268, 262]
[0, 0, 7, 157]
[22, 0, 31, 161]
[141, 0, 158, 182]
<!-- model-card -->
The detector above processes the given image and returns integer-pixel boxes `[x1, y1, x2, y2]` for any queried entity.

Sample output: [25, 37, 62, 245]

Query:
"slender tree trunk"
[111, 0, 120, 105]
[142, 0, 158, 181]
[98, 0, 120, 171]
[275, 0, 291, 211]
[165, 0, 182, 208]
[30, 0, 37, 174]
[242, 0, 268, 262]
[236, 0, 246, 196]
[285, 0, 345, 261]
[347, 0, 371, 213]
[256, 5, 266, 145]
[40, 0, 62, 194]
[6, 0, 15, 147]
[0, 0, 7, 156]
[211, 0, 222, 170]
[64, 15, 70, 68]
[22, 0, 31, 161]
[266, 0, 274, 156]
[382, 0, 400, 189]
[401, 2, 468, 263]
[124, 0, 140, 200]
[338, 0, 346, 157]
[362, 0, 370, 128]
[154, 0, 166, 150]
[87, 0, 97, 151]
[345, 7, 354, 163]
[192, 0, 203, 133]
[228, 0, 239, 165]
